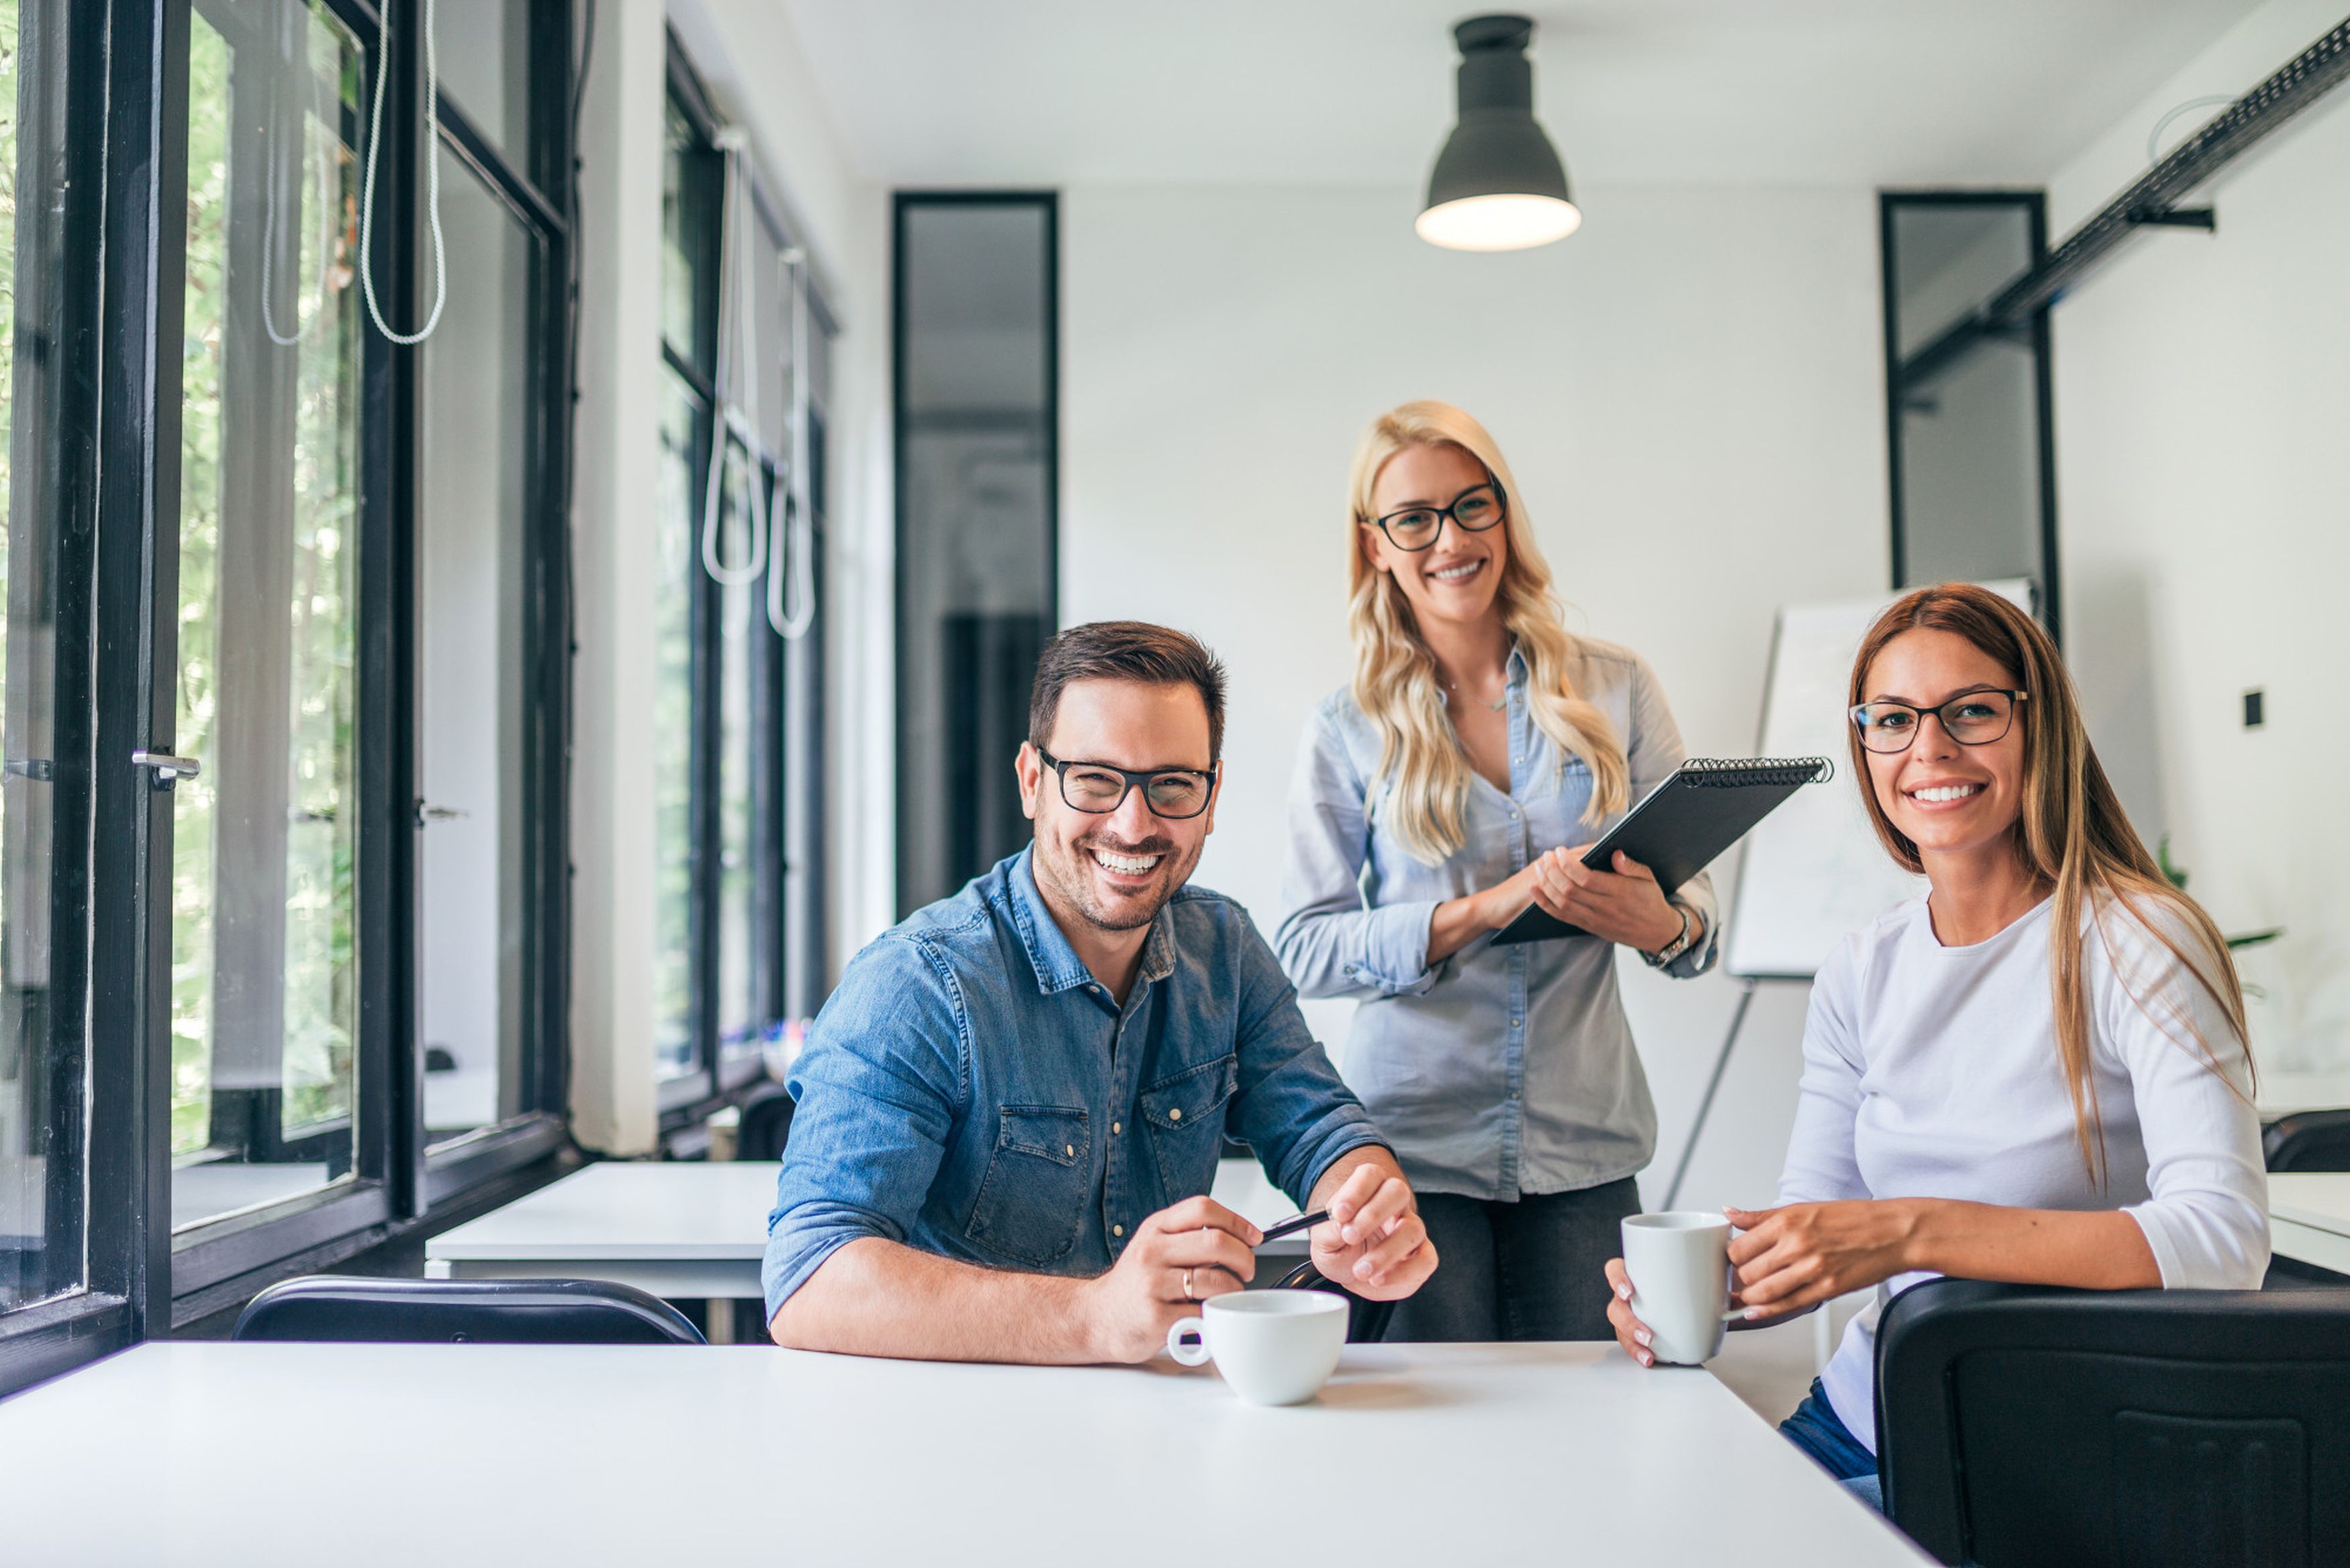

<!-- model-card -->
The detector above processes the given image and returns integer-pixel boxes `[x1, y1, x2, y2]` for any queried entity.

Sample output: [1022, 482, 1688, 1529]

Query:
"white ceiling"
[779, 0, 2267, 190]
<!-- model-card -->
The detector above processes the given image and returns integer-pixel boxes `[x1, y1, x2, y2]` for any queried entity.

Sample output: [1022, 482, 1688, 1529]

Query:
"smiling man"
[765, 621, 1437, 1361]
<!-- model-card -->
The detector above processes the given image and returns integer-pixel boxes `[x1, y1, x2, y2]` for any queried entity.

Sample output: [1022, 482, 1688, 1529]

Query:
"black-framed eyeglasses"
[1035, 748, 1217, 819]
[1850, 688, 2028, 754]
[1364, 481, 1507, 552]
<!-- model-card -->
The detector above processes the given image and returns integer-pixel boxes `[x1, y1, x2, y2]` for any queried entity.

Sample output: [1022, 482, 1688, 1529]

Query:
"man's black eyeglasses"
[1035, 747, 1217, 819]
[1365, 481, 1507, 552]
[1850, 688, 2028, 754]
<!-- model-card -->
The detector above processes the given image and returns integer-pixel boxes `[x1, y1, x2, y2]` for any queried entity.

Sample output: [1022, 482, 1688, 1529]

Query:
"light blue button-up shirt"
[762, 848, 1386, 1323]
[1274, 638, 1717, 1201]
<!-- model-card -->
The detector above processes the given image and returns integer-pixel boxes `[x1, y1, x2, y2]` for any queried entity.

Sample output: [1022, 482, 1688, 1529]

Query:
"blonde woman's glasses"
[1850, 689, 2028, 754]
[1367, 481, 1506, 552]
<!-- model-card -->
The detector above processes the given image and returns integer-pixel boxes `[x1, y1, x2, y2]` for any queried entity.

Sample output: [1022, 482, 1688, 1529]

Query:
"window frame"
[1877, 189, 2062, 642]
[655, 38, 835, 1136]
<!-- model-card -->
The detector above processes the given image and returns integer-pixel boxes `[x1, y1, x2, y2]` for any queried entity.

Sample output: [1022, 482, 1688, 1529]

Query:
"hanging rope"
[700, 132, 769, 587]
[357, 0, 448, 346]
[767, 246, 816, 640]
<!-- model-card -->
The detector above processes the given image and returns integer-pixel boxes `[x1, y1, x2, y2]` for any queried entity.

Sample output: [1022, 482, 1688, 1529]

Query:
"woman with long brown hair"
[1604, 582, 2269, 1506]
[1276, 401, 1718, 1340]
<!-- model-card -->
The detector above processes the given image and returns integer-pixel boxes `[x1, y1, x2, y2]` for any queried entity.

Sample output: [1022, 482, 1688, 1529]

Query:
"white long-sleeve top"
[1781, 892, 2269, 1453]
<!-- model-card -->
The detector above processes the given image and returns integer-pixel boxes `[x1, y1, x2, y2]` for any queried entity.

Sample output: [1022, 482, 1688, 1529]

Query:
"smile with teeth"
[1090, 848, 1162, 876]
[1909, 783, 1984, 803]
[1427, 558, 1485, 585]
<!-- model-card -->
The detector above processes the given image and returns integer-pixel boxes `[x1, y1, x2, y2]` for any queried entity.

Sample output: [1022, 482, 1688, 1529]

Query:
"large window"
[1879, 191, 2060, 634]
[893, 193, 1058, 916]
[655, 47, 833, 1123]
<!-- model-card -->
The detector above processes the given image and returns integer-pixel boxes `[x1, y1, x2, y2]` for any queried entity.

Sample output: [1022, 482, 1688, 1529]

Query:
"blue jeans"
[1382, 1180, 1640, 1341]
[1781, 1378, 1884, 1512]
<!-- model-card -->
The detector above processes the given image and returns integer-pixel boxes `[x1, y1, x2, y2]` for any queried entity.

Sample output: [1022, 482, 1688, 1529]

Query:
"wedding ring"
[1182, 1267, 1195, 1302]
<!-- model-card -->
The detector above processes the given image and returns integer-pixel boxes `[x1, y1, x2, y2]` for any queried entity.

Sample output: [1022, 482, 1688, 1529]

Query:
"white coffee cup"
[1619, 1211, 1739, 1365]
[1166, 1289, 1348, 1406]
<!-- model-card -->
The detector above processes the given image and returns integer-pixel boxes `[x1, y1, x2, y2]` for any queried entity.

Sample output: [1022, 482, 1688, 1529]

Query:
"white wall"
[570, 0, 889, 1154]
[2049, 0, 2350, 1077]
[1061, 181, 1889, 1206]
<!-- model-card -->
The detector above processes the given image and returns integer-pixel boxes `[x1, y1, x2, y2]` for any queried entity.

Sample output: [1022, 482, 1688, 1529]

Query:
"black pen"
[1256, 1209, 1329, 1244]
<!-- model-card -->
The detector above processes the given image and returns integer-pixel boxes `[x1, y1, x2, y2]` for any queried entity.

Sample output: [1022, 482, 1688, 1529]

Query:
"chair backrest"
[232, 1275, 706, 1346]
[1273, 1259, 1395, 1344]
[1875, 1277, 2350, 1567]
[736, 1085, 797, 1164]
[2264, 1108, 2350, 1172]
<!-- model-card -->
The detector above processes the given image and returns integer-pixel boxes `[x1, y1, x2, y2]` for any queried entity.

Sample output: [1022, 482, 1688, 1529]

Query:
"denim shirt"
[1274, 638, 1718, 1202]
[761, 848, 1386, 1322]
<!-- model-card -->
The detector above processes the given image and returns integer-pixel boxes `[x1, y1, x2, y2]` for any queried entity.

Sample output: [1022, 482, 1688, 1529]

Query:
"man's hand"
[1530, 847, 1687, 953]
[1308, 1156, 1437, 1302]
[1075, 1195, 1262, 1363]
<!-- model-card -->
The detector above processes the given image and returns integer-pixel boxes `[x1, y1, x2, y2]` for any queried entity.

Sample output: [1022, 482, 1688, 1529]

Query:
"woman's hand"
[1603, 1257, 1662, 1367]
[1529, 848, 1687, 953]
[1723, 1200, 1924, 1322]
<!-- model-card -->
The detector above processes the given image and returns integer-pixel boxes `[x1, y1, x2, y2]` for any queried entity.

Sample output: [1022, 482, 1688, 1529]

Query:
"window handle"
[415, 801, 470, 828]
[132, 750, 201, 787]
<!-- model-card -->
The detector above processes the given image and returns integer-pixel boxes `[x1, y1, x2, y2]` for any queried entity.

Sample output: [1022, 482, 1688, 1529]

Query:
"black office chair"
[1875, 1277, 2350, 1567]
[1273, 1259, 1396, 1343]
[736, 1084, 797, 1163]
[2264, 1108, 2350, 1172]
[232, 1275, 706, 1345]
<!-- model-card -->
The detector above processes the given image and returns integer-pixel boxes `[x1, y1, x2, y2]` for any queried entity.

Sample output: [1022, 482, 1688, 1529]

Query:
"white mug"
[1619, 1211, 1740, 1365]
[1166, 1289, 1348, 1406]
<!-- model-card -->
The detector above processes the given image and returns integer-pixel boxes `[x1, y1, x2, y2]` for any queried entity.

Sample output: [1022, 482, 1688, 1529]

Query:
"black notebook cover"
[1490, 757, 1832, 946]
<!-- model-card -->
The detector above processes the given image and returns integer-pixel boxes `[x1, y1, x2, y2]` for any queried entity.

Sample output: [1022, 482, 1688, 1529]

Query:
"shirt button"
[1065, 1144, 1075, 1158]
[1168, 1108, 1182, 1122]
[1509, 1090, 1521, 1101]
[1113, 1224, 1125, 1238]
[1511, 1018, 1522, 1028]
[1112, 1122, 1122, 1135]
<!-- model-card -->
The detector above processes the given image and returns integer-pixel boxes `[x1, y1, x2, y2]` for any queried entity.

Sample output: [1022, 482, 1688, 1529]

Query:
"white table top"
[2257, 1069, 2350, 1121]
[425, 1157, 1311, 1263]
[2269, 1172, 2350, 1236]
[0, 1340, 1926, 1567]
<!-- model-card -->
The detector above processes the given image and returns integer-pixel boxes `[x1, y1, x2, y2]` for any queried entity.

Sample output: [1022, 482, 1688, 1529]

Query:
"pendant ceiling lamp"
[1416, 13, 1581, 252]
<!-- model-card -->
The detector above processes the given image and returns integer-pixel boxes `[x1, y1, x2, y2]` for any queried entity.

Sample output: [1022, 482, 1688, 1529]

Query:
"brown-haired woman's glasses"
[1367, 482, 1506, 552]
[1035, 748, 1216, 819]
[1850, 689, 2028, 754]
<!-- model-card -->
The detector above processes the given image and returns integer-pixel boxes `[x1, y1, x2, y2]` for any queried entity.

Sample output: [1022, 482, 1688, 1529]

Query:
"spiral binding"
[1677, 756, 1834, 787]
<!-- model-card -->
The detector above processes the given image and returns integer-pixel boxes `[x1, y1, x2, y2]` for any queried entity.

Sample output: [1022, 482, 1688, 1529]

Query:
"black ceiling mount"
[1897, 17, 2350, 389]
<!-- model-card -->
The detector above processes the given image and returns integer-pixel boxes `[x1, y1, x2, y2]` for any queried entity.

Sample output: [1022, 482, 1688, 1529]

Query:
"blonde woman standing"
[1275, 401, 1716, 1341]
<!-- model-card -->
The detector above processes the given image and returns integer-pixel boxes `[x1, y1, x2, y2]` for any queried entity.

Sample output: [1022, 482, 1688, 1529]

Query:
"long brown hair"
[1344, 401, 1627, 863]
[1848, 583, 2252, 1180]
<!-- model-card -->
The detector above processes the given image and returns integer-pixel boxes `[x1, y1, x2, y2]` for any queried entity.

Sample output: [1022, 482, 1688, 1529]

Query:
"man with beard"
[765, 622, 1438, 1361]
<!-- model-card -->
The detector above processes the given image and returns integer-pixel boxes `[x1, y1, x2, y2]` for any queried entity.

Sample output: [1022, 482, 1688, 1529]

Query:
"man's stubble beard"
[1040, 827, 1202, 935]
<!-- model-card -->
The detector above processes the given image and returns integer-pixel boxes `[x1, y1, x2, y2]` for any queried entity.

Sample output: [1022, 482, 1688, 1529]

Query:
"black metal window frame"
[890, 189, 1061, 919]
[1877, 189, 2061, 642]
[0, 0, 579, 1387]
[655, 38, 834, 1132]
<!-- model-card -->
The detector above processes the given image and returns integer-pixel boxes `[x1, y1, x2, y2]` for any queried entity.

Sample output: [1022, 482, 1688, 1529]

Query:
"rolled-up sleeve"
[761, 938, 967, 1322]
[2102, 907, 2270, 1289]
[1624, 655, 1719, 979]
[1225, 912, 1389, 1207]
[1274, 704, 1442, 1000]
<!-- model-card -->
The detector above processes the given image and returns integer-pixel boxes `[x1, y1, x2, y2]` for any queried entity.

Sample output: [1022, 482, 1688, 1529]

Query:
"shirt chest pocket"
[1139, 1055, 1239, 1201]
[964, 1106, 1090, 1269]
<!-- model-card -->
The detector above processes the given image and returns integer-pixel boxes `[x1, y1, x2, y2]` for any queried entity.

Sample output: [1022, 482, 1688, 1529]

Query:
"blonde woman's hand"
[1528, 848, 1687, 952]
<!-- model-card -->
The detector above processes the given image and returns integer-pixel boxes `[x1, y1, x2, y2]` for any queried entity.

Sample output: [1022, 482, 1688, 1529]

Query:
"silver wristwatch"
[1642, 903, 1697, 969]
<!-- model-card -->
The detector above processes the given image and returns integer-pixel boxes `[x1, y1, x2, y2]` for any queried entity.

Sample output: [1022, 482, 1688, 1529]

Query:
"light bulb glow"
[1414, 193, 1582, 251]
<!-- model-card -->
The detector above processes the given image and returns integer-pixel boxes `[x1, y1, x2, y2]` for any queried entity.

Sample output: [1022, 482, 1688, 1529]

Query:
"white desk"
[2257, 1069, 2350, 1121]
[0, 1340, 1926, 1567]
[426, 1157, 1313, 1304]
[2269, 1172, 2350, 1275]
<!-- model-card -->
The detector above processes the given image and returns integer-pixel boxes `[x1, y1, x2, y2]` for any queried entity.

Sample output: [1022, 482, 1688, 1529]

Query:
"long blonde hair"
[1849, 584, 2253, 1180]
[1346, 401, 1628, 864]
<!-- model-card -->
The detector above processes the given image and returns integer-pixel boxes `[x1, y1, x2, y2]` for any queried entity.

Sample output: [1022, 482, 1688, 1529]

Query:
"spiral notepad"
[1491, 756, 1833, 948]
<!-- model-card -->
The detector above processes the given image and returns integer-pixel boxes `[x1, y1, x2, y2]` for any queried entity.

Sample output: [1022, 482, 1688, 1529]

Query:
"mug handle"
[1166, 1316, 1211, 1367]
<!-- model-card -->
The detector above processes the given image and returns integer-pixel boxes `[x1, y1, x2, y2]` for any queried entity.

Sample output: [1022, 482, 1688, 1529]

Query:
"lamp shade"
[1416, 15, 1581, 251]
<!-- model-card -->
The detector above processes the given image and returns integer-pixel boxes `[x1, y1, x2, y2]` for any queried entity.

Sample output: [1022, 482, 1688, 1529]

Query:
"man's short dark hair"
[1027, 621, 1228, 763]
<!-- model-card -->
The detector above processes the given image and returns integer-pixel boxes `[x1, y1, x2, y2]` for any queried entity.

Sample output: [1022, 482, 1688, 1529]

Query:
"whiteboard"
[1724, 581, 2033, 979]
